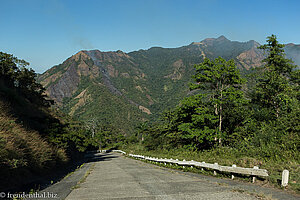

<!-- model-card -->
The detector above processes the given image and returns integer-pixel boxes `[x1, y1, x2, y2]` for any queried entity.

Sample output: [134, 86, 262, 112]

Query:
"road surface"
[65, 152, 258, 200]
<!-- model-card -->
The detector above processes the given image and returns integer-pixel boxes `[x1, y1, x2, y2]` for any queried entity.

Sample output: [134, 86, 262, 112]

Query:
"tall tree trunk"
[214, 87, 218, 142]
[219, 104, 222, 146]
[219, 84, 224, 146]
[214, 103, 218, 142]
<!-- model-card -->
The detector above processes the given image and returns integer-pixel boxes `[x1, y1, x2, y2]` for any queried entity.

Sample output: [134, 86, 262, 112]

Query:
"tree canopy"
[252, 35, 298, 119]
[190, 57, 246, 145]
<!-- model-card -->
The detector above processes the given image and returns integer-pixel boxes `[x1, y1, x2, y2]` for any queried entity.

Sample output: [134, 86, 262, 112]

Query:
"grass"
[122, 143, 300, 194]
[231, 189, 275, 200]
[64, 163, 85, 180]
[72, 163, 95, 189]
[0, 100, 68, 190]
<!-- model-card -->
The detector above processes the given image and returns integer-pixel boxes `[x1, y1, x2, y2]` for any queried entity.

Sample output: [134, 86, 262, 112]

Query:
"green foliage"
[252, 34, 298, 119]
[166, 94, 217, 150]
[0, 52, 29, 85]
[16, 67, 45, 97]
[238, 35, 300, 164]
[0, 52, 51, 107]
[141, 57, 247, 150]
[190, 57, 246, 145]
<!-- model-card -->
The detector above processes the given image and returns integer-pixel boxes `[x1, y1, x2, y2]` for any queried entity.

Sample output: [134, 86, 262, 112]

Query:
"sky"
[1, 0, 300, 73]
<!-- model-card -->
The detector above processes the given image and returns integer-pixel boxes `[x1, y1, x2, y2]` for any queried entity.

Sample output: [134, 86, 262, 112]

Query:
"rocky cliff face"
[38, 36, 299, 133]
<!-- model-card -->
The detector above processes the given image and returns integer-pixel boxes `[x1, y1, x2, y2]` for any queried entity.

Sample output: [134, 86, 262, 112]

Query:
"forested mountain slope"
[38, 36, 300, 133]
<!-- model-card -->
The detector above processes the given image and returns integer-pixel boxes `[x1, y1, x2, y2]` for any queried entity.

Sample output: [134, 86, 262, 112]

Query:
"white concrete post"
[232, 164, 236, 179]
[253, 166, 259, 183]
[214, 163, 218, 175]
[282, 170, 289, 187]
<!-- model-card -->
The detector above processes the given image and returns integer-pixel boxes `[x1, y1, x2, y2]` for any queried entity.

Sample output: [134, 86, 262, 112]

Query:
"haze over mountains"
[38, 36, 300, 133]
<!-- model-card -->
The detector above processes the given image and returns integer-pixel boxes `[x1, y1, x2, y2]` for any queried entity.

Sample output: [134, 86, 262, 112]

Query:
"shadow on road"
[1, 151, 119, 198]
[86, 153, 118, 163]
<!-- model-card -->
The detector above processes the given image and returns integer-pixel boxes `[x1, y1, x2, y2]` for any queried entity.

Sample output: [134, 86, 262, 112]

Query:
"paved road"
[65, 153, 258, 200]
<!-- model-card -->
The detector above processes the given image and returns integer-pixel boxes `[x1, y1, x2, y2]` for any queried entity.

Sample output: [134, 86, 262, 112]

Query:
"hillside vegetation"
[38, 36, 270, 134]
[123, 35, 300, 192]
[38, 36, 300, 137]
[0, 52, 102, 190]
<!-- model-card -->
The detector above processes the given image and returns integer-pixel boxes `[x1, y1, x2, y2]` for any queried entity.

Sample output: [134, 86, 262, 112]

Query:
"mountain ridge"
[38, 36, 300, 133]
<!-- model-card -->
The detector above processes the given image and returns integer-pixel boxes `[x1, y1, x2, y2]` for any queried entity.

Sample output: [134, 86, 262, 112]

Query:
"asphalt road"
[65, 153, 259, 200]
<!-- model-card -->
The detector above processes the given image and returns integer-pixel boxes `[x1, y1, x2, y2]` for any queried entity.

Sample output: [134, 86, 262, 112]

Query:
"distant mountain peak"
[80, 49, 127, 57]
[216, 35, 229, 41]
[191, 35, 230, 46]
[116, 50, 124, 53]
[75, 50, 88, 56]
[247, 40, 260, 47]
[202, 35, 229, 42]
[286, 43, 296, 47]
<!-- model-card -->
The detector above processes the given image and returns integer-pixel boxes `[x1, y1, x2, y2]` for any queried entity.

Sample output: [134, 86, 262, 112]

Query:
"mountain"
[285, 43, 300, 67]
[38, 36, 300, 134]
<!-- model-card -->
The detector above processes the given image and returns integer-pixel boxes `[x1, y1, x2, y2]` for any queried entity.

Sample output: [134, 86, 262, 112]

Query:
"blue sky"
[1, 0, 300, 73]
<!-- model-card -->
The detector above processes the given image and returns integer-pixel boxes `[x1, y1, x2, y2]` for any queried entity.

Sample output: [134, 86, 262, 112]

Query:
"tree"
[0, 52, 52, 107]
[85, 118, 99, 138]
[190, 57, 245, 146]
[16, 67, 41, 92]
[252, 35, 298, 119]
[0, 52, 29, 87]
[174, 94, 218, 150]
